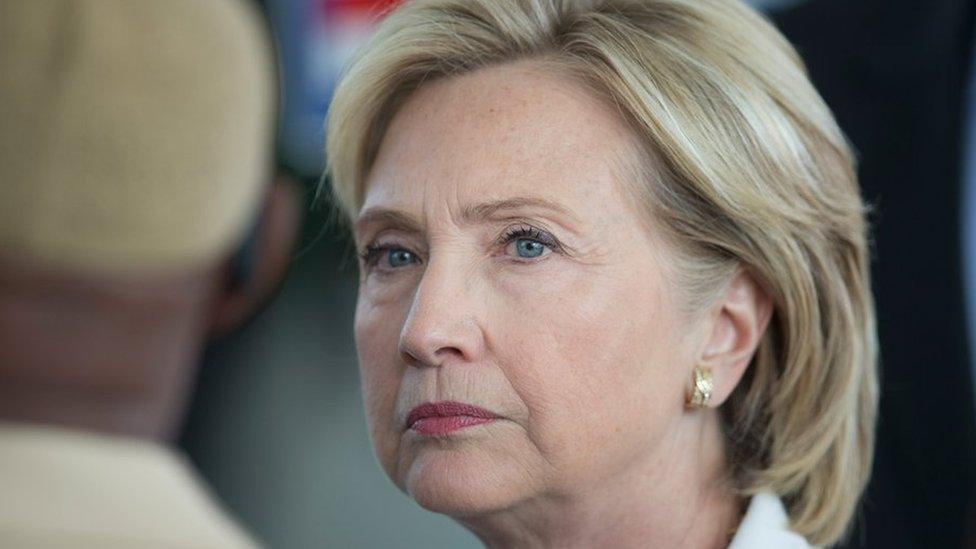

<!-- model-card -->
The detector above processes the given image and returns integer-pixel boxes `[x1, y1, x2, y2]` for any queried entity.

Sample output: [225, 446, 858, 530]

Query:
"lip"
[406, 401, 501, 436]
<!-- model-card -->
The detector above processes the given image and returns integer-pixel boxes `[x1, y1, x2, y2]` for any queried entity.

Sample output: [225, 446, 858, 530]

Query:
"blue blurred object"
[268, 0, 400, 177]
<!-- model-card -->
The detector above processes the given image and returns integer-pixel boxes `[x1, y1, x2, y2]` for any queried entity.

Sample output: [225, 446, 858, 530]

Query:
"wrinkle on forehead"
[360, 59, 647, 231]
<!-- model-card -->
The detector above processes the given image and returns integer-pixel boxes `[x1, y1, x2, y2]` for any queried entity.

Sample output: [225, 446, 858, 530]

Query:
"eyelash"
[496, 224, 563, 255]
[359, 243, 407, 268]
[359, 223, 563, 270]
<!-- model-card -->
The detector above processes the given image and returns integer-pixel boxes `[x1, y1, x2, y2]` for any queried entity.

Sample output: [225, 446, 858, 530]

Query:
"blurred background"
[178, 1, 814, 547]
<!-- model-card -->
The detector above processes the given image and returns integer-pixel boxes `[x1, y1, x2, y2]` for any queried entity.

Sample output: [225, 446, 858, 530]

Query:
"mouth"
[406, 401, 501, 436]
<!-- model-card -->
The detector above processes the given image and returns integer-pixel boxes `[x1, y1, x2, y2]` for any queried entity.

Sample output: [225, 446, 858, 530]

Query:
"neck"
[0, 255, 219, 443]
[457, 410, 741, 548]
[0, 374, 195, 443]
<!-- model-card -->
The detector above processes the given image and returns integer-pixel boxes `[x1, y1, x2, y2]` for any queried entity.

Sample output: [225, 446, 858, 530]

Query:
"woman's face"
[353, 62, 704, 516]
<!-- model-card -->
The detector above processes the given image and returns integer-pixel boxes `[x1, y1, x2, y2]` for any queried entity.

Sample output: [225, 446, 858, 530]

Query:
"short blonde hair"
[325, 0, 878, 545]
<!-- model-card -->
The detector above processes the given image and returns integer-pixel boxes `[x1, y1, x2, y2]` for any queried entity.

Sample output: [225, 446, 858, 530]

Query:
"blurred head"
[0, 0, 297, 442]
[327, 0, 877, 545]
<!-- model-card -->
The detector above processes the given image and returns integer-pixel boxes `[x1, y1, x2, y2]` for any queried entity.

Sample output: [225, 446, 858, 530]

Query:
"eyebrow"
[354, 208, 422, 239]
[354, 196, 580, 239]
[460, 196, 579, 224]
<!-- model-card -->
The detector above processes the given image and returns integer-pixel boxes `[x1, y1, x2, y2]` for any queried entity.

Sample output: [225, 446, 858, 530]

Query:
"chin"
[401, 442, 539, 517]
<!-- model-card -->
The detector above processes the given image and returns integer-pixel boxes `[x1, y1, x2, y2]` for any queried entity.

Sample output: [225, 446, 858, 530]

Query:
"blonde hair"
[325, 0, 878, 545]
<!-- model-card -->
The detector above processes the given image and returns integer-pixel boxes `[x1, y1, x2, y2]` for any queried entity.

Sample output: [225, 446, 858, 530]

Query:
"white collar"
[729, 492, 816, 549]
[0, 422, 259, 548]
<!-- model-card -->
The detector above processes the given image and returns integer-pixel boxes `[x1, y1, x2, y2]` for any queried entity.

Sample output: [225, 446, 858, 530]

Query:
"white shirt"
[0, 422, 259, 548]
[729, 492, 815, 548]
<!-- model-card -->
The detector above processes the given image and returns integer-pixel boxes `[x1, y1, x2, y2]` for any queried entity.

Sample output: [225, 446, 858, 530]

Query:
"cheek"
[492, 262, 689, 487]
[354, 296, 406, 480]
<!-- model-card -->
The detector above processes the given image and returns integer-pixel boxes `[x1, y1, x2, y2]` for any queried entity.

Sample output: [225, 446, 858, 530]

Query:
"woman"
[326, 0, 877, 546]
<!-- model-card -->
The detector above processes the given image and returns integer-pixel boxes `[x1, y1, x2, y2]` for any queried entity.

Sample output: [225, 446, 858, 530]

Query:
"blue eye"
[501, 225, 561, 261]
[515, 238, 546, 258]
[387, 248, 417, 267]
[360, 244, 419, 271]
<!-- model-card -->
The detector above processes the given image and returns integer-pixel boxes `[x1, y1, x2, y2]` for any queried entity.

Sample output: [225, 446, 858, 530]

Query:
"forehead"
[361, 61, 642, 216]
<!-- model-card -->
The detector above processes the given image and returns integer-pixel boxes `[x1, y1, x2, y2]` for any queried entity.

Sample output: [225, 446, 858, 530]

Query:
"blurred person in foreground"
[771, 1, 976, 547]
[0, 1, 298, 547]
[326, 0, 877, 547]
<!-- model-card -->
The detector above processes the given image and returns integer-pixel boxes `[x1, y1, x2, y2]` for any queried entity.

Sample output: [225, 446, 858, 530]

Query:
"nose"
[397, 257, 485, 369]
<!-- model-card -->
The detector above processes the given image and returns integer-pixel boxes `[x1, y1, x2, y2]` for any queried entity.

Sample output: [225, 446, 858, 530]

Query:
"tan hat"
[0, 0, 275, 272]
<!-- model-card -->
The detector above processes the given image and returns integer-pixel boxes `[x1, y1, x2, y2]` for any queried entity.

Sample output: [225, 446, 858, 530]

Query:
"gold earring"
[687, 367, 714, 409]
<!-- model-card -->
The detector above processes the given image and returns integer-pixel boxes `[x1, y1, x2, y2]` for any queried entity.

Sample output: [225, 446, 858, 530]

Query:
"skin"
[0, 179, 299, 442]
[0, 256, 219, 440]
[353, 61, 772, 548]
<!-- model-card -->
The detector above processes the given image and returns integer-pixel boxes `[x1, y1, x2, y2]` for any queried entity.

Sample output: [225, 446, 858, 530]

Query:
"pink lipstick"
[406, 401, 500, 436]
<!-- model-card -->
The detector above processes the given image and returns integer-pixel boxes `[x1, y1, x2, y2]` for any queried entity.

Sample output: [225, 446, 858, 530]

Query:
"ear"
[208, 174, 302, 338]
[696, 269, 773, 407]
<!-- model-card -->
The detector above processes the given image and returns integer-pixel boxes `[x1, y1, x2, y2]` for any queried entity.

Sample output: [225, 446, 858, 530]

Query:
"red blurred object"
[321, 0, 401, 18]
